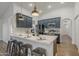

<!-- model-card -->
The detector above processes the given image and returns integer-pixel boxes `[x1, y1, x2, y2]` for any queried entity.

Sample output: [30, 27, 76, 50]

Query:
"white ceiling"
[15, 2, 75, 15]
[0, 2, 75, 18]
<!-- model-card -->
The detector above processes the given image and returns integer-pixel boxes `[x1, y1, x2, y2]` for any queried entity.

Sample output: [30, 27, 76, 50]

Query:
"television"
[16, 13, 32, 28]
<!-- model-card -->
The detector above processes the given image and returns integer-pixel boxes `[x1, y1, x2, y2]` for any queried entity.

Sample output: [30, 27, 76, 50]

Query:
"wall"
[2, 4, 14, 43]
[39, 6, 75, 42]
[0, 19, 2, 40]
[73, 3, 79, 49]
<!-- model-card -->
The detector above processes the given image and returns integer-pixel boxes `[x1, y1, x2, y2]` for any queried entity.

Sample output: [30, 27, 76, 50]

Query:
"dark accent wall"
[38, 17, 60, 28]
[16, 13, 32, 28]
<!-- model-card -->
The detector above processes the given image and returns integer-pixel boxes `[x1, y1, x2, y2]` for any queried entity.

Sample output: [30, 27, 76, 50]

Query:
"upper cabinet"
[16, 13, 32, 28]
[38, 17, 61, 28]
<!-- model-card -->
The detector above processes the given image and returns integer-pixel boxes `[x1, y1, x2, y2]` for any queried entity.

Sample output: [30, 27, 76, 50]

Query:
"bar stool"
[32, 47, 46, 56]
[7, 40, 17, 56]
[20, 44, 32, 56]
[16, 41, 23, 56]
[7, 40, 12, 54]
[11, 40, 17, 56]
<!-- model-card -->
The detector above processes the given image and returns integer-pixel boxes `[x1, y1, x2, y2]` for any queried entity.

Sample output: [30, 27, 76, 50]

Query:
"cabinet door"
[16, 20, 24, 27]
[16, 13, 32, 28]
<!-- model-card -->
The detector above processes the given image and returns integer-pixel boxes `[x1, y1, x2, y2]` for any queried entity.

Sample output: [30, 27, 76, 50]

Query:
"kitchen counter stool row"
[7, 39, 46, 56]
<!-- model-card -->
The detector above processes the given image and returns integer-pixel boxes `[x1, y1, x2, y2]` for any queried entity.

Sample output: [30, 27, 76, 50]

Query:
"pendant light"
[32, 5, 39, 16]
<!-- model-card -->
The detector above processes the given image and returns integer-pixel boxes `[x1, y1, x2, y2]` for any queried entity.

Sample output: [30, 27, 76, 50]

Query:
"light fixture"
[32, 5, 39, 16]
[29, 3, 33, 7]
[18, 14, 24, 20]
[48, 5, 52, 9]
[60, 2, 64, 4]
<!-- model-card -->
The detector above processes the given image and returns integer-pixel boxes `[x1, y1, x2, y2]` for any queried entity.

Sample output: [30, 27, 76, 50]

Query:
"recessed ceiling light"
[48, 5, 52, 9]
[60, 2, 64, 4]
[28, 3, 33, 7]
[39, 10, 42, 13]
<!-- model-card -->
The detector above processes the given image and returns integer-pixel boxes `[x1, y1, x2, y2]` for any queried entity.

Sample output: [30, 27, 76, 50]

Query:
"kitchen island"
[10, 34, 58, 56]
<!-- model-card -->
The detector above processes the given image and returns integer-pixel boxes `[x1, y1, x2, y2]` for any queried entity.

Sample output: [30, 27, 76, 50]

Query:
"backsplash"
[13, 28, 32, 34]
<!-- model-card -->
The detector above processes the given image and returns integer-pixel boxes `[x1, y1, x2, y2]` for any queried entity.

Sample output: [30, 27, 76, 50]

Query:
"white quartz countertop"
[10, 34, 58, 45]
